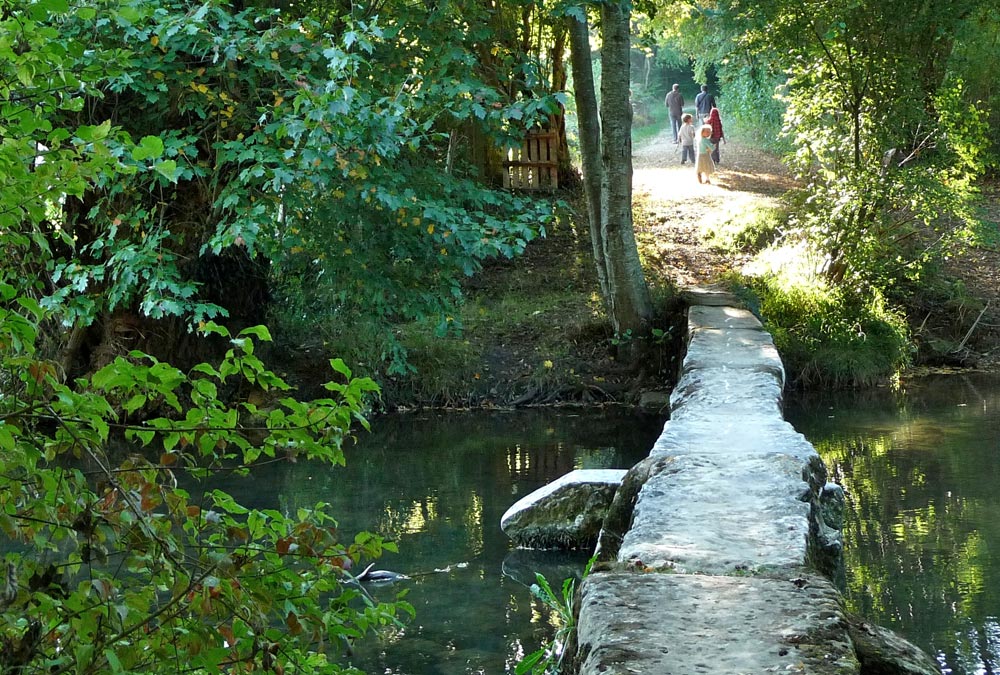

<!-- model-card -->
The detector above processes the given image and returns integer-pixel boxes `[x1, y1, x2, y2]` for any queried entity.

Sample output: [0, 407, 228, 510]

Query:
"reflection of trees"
[206, 408, 663, 673]
[788, 374, 1000, 675]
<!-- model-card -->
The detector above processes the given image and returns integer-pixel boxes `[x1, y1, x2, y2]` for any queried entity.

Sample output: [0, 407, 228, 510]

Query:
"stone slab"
[680, 287, 745, 307]
[619, 452, 813, 574]
[682, 327, 785, 381]
[688, 304, 763, 331]
[669, 367, 785, 418]
[650, 415, 819, 463]
[500, 469, 627, 549]
[575, 572, 860, 675]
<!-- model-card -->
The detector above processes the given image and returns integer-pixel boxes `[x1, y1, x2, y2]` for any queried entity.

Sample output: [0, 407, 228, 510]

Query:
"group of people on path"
[664, 83, 725, 185]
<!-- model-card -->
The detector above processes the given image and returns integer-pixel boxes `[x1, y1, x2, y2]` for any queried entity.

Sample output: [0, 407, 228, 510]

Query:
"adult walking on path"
[706, 107, 725, 164]
[695, 85, 715, 121]
[664, 84, 685, 143]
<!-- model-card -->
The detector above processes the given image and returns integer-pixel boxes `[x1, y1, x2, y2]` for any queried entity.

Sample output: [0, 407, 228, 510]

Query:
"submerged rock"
[847, 616, 941, 675]
[501, 469, 627, 549]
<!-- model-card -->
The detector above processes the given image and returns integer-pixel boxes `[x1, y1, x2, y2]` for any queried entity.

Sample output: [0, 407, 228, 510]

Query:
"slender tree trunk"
[568, 13, 610, 304]
[550, 23, 573, 181]
[599, 1, 652, 335]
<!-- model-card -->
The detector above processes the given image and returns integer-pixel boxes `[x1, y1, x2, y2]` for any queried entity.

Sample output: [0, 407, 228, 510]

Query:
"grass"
[703, 202, 788, 254]
[724, 263, 912, 388]
[632, 102, 670, 147]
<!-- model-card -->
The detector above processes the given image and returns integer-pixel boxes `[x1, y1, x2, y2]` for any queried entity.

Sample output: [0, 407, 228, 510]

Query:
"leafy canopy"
[25, 0, 562, 376]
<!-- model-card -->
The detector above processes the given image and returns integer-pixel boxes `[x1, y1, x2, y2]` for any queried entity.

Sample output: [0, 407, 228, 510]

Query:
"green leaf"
[153, 159, 179, 182]
[116, 5, 142, 23]
[131, 135, 164, 161]
[329, 358, 352, 379]
[37, 0, 70, 11]
[123, 394, 147, 413]
[104, 648, 123, 674]
[75, 121, 112, 143]
[0, 426, 15, 451]
[238, 325, 273, 342]
[198, 322, 230, 338]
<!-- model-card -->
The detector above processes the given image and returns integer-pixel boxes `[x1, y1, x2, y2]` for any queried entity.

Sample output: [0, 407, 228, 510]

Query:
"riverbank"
[300, 124, 1000, 410]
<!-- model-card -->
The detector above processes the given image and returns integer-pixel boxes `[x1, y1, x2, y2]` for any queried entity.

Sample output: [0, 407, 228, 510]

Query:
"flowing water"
[786, 372, 1000, 675]
[215, 407, 665, 674]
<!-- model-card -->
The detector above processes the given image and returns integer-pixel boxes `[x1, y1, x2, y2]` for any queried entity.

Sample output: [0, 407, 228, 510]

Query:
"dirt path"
[632, 125, 795, 288]
[631, 124, 1000, 369]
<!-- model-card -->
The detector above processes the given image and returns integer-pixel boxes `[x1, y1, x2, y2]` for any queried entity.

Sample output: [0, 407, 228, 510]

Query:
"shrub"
[731, 272, 911, 388]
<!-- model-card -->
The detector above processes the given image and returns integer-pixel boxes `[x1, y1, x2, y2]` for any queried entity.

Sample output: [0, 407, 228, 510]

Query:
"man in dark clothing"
[694, 85, 716, 121]
[664, 84, 684, 143]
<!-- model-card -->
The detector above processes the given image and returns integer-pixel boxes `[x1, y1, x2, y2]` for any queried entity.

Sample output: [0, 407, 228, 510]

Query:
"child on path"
[696, 124, 716, 184]
[678, 114, 696, 165]
[706, 107, 725, 164]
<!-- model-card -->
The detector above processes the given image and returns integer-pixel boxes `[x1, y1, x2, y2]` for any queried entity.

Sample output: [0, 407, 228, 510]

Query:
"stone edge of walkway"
[570, 288, 939, 675]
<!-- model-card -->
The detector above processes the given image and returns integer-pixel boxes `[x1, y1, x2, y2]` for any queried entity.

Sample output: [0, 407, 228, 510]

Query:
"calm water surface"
[786, 373, 1000, 675]
[218, 408, 664, 674]
[222, 373, 1000, 675]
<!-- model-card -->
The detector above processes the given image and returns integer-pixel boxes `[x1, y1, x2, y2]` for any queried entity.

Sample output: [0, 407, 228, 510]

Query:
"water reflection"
[209, 408, 663, 674]
[786, 373, 1000, 675]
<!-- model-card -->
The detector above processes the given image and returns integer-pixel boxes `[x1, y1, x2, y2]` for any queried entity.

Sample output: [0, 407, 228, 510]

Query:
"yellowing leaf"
[426, 224, 435, 234]
[271, 50, 279, 59]
[150, 35, 159, 47]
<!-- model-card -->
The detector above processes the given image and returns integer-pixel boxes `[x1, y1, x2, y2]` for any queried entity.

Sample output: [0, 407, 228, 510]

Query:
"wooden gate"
[503, 120, 559, 190]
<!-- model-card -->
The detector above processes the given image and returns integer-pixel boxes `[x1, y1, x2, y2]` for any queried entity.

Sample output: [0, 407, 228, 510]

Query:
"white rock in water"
[501, 469, 627, 550]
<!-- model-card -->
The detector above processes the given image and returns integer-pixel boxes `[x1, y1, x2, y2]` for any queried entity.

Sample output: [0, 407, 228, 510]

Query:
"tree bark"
[550, 22, 574, 182]
[599, 1, 652, 336]
[568, 13, 610, 305]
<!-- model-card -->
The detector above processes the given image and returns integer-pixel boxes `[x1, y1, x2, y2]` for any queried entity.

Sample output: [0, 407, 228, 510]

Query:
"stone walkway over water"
[569, 290, 939, 675]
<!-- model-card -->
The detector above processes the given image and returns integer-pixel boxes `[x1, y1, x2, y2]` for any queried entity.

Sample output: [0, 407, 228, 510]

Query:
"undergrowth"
[731, 273, 912, 387]
[703, 202, 788, 254]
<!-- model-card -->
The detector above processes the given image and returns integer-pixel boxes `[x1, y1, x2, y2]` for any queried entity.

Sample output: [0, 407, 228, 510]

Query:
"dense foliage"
[10, 0, 564, 379]
[1, 0, 571, 670]
[647, 0, 998, 383]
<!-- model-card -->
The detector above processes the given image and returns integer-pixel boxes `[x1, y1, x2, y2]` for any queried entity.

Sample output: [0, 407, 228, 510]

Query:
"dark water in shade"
[214, 407, 665, 674]
[785, 373, 1000, 675]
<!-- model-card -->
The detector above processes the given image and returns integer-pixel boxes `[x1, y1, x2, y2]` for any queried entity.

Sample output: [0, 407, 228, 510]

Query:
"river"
[786, 372, 1000, 675]
[216, 372, 1000, 674]
[214, 407, 663, 674]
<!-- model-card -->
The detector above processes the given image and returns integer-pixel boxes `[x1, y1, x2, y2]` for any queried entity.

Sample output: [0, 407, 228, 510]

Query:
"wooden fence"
[503, 121, 559, 190]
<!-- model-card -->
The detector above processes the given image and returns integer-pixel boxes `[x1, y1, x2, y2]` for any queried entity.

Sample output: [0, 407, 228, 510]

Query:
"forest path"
[630, 122, 1000, 369]
[631, 124, 796, 288]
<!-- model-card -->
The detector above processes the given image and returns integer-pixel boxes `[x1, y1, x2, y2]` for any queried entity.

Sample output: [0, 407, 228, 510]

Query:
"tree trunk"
[550, 22, 574, 182]
[567, 13, 610, 305]
[599, 1, 652, 336]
